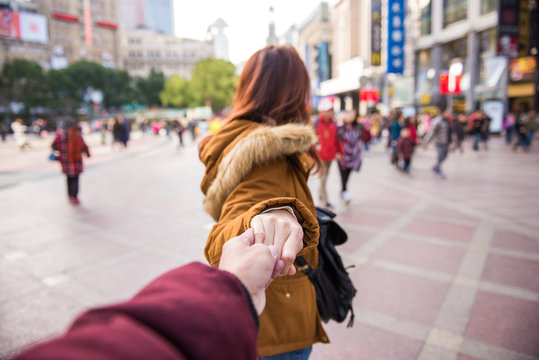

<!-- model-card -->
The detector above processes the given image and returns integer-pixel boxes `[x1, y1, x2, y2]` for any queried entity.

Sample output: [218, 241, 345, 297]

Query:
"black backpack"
[296, 207, 357, 327]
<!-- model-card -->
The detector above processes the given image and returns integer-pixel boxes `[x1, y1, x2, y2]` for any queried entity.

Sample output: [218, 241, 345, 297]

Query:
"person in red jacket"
[16, 229, 282, 360]
[315, 98, 341, 209]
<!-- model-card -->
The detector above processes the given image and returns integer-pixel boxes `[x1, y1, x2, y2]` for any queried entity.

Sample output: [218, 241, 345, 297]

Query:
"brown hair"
[227, 45, 311, 125]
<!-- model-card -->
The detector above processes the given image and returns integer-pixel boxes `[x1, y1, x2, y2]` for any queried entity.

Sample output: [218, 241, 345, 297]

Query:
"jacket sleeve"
[81, 136, 90, 157]
[204, 159, 319, 266]
[16, 263, 258, 360]
[205, 197, 319, 266]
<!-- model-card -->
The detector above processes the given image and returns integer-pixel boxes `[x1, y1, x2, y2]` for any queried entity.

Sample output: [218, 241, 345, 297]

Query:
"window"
[420, 0, 432, 35]
[479, 28, 496, 54]
[443, 0, 467, 27]
[481, 0, 497, 14]
[441, 37, 467, 70]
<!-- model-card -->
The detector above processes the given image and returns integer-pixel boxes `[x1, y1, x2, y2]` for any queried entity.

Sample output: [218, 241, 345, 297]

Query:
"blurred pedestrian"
[469, 110, 483, 152]
[424, 108, 452, 179]
[11, 118, 30, 150]
[389, 111, 403, 166]
[397, 127, 414, 173]
[479, 111, 491, 150]
[15, 230, 279, 360]
[51, 120, 90, 204]
[337, 111, 362, 204]
[453, 113, 468, 154]
[316, 97, 341, 209]
[0, 118, 10, 142]
[504, 105, 518, 145]
[175, 118, 185, 147]
[513, 110, 529, 152]
[198, 45, 327, 360]
[187, 118, 198, 142]
[524, 109, 537, 150]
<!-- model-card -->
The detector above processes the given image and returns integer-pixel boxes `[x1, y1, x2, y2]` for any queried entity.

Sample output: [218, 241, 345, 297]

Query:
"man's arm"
[17, 231, 278, 360]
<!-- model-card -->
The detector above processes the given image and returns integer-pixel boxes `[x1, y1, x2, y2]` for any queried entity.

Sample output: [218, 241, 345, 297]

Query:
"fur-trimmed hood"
[200, 120, 317, 221]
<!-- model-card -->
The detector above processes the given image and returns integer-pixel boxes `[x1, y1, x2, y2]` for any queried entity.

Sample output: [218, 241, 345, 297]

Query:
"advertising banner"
[509, 56, 537, 82]
[371, 0, 382, 66]
[498, 0, 520, 57]
[0, 10, 20, 39]
[387, 0, 405, 74]
[482, 100, 504, 132]
[19, 12, 48, 43]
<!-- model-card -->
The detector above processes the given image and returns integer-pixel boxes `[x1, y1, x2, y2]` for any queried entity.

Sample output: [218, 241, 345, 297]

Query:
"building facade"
[297, 2, 333, 105]
[0, 0, 120, 70]
[119, 0, 174, 35]
[121, 29, 213, 78]
[413, 0, 538, 118]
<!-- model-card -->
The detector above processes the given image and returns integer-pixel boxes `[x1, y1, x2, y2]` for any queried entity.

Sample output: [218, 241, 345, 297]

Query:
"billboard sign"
[0, 10, 19, 39]
[371, 0, 382, 66]
[19, 12, 48, 43]
[497, 0, 520, 57]
[387, 0, 405, 74]
[509, 56, 537, 82]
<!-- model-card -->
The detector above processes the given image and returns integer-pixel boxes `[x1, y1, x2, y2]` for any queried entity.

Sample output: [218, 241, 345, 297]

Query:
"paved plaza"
[0, 130, 538, 359]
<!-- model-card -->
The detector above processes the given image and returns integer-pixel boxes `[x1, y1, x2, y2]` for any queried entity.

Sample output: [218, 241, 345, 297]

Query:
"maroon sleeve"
[17, 263, 259, 360]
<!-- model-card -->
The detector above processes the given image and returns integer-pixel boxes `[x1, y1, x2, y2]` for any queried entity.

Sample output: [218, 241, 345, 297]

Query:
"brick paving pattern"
[1, 131, 538, 360]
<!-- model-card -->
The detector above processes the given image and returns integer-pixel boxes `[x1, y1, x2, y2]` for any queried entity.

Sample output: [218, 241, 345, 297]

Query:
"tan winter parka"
[200, 119, 329, 356]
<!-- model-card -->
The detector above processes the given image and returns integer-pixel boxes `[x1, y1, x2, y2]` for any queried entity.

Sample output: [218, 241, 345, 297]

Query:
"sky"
[173, 0, 339, 64]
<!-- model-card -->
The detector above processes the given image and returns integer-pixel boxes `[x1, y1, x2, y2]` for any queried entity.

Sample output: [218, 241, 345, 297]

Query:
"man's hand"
[250, 210, 304, 277]
[219, 229, 281, 315]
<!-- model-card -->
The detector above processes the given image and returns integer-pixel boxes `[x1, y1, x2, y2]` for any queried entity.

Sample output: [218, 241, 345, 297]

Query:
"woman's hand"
[250, 210, 304, 277]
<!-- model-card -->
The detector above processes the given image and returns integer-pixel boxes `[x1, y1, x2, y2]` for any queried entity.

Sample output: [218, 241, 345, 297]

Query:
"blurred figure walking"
[453, 113, 468, 154]
[337, 111, 363, 204]
[316, 97, 341, 209]
[424, 108, 452, 179]
[51, 120, 90, 204]
[397, 128, 414, 173]
[11, 118, 30, 150]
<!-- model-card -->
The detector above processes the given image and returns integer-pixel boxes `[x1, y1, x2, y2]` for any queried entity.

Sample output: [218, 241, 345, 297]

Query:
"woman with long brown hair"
[52, 119, 90, 205]
[199, 45, 328, 359]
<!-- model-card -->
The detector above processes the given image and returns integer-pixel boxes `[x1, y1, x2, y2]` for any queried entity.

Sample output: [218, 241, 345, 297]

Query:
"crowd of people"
[311, 101, 538, 204]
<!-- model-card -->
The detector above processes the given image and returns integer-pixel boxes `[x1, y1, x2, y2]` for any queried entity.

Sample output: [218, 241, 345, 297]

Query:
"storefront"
[507, 56, 536, 111]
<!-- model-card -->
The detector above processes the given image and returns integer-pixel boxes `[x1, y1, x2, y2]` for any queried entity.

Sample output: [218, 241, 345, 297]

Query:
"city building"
[318, 0, 373, 113]
[119, 0, 174, 35]
[413, 0, 538, 122]
[209, 18, 229, 61]
[0, 0, 120, 70]
[297, 2, 332, 105]
[279, 25, 299, 48]
[121, 29, 213, 78]
[266, 6, 278, 46]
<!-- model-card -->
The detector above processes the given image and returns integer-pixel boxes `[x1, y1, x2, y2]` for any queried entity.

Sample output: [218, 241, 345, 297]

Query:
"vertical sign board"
[387, 0, 405, 74]
[498, 0, 520, 57]
[371, 0, 382, 66]
[318, 41, 330, 82]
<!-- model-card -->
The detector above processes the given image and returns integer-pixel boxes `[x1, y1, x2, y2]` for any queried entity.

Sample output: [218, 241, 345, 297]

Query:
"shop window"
[481, 0, 497, 14]
[420, 0, 432, 35]
[443, 0, 467, 27]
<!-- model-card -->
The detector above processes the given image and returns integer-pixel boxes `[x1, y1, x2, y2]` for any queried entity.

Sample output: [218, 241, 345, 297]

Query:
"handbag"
[296, 207, 356, 327]
[49, 151, 59, 161]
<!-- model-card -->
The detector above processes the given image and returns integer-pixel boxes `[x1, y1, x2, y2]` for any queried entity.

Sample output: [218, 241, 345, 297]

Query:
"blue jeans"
[526, 130, 535, 148]
[260, 346, 313, 360]
[433, 145, 449, 173]
[473, 134, 481, 151]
